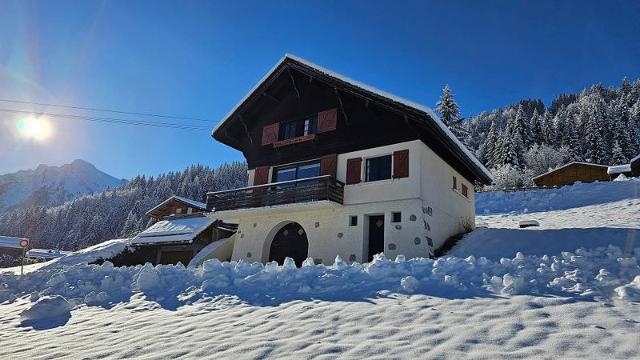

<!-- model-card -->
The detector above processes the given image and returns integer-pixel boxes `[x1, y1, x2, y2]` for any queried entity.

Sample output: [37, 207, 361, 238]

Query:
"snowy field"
[0, 180, 639, 359]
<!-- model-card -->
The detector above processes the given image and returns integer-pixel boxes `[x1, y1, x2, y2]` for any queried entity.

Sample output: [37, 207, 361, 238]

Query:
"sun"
[16, 116, 53, 141]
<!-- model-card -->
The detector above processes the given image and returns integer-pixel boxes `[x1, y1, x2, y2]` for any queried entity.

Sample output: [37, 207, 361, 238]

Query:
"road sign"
[19, 238, 29, 248]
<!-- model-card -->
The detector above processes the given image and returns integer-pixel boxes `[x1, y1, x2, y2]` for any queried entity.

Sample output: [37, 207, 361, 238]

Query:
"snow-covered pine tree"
[436, 85, 465, 141]
[581, 95, 609, 164]
[541, 111, 556, 147]
[611, 140, 628, 165]
[514, 105, 532, 148]
[478, 120, 500, 168]
[495, 115, 525, 168]
[529, 109, 543, 145]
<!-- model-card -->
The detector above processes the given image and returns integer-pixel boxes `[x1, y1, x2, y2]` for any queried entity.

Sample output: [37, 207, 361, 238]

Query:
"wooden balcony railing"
[206, 175, 345, 211]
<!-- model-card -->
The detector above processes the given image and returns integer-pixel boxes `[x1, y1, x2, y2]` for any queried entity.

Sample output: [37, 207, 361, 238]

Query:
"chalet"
[532, 162, 610, 187]
[607, 164, 633, 180]
[146, 195, 208, 220]
[206, 54, 491, 266]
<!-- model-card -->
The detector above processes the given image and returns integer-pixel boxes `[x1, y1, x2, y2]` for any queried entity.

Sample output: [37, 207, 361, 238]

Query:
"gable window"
[274, 161, 320, 182]
[282, 121, 297, 140]
[365, 155, 392, 182]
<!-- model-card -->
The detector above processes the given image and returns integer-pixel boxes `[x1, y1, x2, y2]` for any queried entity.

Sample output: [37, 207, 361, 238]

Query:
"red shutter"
[253, 166, 270, 185]
[320, 154, 338, 178]
[452, 176, 457, 190]
[261, 123, 280, 146]
[346, 158, 362, 185]
[392, 149, 409, 179]
[461, 183, 468, 198]
[317, 108, 337, 133]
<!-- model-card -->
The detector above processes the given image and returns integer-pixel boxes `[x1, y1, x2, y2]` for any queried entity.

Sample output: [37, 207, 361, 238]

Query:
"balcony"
[207, 175, 345, 212]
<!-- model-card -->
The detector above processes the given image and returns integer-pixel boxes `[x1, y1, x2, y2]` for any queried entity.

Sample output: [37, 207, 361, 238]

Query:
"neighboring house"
[631, 154, 640, 177]
[607, 164, 633, 180]
[146, 195, 208, 220]
[532, 162, 610, 187]
[206, 54, 491, 266]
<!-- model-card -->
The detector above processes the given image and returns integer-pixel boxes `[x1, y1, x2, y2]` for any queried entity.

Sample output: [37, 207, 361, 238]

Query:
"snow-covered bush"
[488, 164, 534, 190]
[525, 144, 572, 176]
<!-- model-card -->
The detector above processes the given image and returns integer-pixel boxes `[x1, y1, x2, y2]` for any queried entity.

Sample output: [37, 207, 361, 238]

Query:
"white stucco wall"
[217, 139, 476, 264]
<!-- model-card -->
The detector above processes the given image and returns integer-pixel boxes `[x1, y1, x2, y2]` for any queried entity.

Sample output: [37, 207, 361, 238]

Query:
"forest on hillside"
[437, 78, 640, 188]
[0, 162, 247, 254]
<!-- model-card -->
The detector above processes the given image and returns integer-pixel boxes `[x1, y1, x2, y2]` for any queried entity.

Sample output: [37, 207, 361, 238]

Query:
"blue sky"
[1, 1, 639, 179]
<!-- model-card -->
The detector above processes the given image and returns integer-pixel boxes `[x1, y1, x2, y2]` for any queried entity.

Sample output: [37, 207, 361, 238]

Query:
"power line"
[0, 98, 211, 123]
[0, 108, 211, 131]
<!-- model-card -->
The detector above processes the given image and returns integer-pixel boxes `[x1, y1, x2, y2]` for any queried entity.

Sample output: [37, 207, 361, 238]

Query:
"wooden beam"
[262, 92, 280, 103]
[334, 88, 350, 125]
[238, 115, 253, 144]
[288, 68, 301, 100]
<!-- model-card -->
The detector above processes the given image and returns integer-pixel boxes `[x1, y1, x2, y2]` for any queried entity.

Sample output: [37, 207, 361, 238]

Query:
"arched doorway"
[268, 222, 309, 267]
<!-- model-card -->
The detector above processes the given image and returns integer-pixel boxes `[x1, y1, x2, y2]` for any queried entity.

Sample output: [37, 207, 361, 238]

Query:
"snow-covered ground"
[0, 180, 639, 359]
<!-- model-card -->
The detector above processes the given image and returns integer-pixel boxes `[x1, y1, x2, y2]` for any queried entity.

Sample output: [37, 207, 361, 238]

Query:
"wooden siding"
[533, 163, 610, 187]
[147, 198, 206, 220]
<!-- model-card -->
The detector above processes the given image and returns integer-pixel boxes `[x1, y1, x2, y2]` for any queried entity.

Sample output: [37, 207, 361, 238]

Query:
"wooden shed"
[532, 162, 610, 187]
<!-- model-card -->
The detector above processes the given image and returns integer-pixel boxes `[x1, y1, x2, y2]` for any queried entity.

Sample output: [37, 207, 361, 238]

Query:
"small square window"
[176, 208, 182, 214]
[392, 212, 402, 223]
[349, 216, 358, 226]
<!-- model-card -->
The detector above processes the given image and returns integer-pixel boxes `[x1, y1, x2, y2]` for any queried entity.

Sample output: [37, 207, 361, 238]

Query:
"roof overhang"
[212, 54, 492, 185]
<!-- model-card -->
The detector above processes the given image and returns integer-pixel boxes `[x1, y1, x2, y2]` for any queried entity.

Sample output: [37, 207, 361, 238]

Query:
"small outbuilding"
[26, 249, 71, 262]
[145, 195, 208, 220]
[631, 154, 640, 177]
[607, 164, 633, 180]
[532, 162, 610, 187]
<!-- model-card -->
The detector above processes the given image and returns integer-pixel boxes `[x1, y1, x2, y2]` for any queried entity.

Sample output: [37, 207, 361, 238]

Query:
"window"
[187, 207, 193, 214]
[365, 155, 392, 182]
[303, 118, 316, 136]
[349, 216, 358, 226]
[392, 212, 402, 223]
[452, 176, 457, 190]
[176, 208, 182, 214]
[282, 121, 297, 140]
[274, 161, 320, 182]
[461, 184, 469, 198]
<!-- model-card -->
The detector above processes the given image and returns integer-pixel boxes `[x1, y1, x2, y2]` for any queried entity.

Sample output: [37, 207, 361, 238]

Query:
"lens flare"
[16, 116, 52, 141]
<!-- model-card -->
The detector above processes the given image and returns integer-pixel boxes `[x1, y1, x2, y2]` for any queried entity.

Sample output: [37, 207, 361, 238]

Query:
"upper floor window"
[282, 121, 297, 140]
[452, 176, 457, 190]
[274, 161, 320, 182]
[366, 155, 392, 182]
[281, 117, 317, 140]
[461, 183, 469, 198]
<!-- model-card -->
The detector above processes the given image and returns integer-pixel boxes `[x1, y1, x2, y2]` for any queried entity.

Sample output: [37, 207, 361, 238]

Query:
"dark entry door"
[269, 222, 309, 267]
[368, 215, 385, 262]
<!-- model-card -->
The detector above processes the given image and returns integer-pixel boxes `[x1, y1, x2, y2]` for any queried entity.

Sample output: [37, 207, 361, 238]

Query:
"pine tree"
[541, 111, 556, 146]
[514, 105, 532, 148]
[436, 85, 465, 140]
[581, 95, 608, 164]
[478, 120, 499, 167]
[495, 116, 525, 168]
[529, 109, 543, 145]
[611, 140, 627, 165]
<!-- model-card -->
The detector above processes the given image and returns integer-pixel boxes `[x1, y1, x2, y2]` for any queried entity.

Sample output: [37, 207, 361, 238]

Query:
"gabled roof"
[211, 54, 492, 184]
[532, 162, 609, 180]
[145, 195, 207, 217]
[607, 164, 632, 175]
[131, 215, 213, 246]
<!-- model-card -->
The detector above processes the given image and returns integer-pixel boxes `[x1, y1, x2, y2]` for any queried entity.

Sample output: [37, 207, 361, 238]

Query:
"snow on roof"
[532, 162, 610, 180]
[26, 249, 70, 259]
[131, 215, 213, 246]
[145, 195, 207, 216]
[607, 164, 632, 175]
[630, 153, 640, 164]
[212, 54, 491, 181]
[0, 236, 26, 249]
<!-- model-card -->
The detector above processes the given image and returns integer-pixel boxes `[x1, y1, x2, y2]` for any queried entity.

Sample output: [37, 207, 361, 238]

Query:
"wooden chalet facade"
[532, 162, 610, 187]
[206, 54, 491, 266]
[146, 195, 207, 220]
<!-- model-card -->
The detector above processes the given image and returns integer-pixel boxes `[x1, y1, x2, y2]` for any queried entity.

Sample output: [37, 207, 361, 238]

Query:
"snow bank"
[20, 295, 71, 322]
[477, 178, 640, 215]
[1, 245, 638, 313]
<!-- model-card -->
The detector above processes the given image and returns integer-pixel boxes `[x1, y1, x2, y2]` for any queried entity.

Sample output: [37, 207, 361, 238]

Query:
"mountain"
[0, 159, 126, 211]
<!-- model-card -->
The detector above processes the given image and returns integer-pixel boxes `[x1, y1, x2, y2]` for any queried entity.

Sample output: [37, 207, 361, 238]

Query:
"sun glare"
[16, 116, 53, 141]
